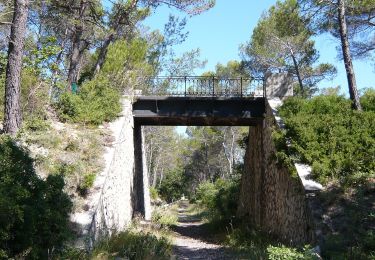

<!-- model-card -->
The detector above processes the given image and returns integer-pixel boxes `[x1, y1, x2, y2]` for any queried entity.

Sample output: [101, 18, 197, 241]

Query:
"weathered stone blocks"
[238, 100, 314, 246]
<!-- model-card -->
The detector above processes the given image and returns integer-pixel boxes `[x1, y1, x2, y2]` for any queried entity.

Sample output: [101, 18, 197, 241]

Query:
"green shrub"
[267, 245, 316, 259]
[225, 228, 317, 259]
[92, 230, 172, 260]
[0, 66, 50, 122]
[23, 116, 50, 132]
[77, 173, 96, 196]
[225, 228, 269, 256]
[152, 209, 178, 227]
[57, 247, 89, 259]
[54, 91, 82, 121]
[195, 181, 217, 210]
[323, 232, 375, 259]
[279, 95, 375, 185]
[55, 76, 121, 125]
[65, 138, 80, 151]
[0, 136, 72, 259]
[361, 88, 375, 112]
[149, 187, 159, 200]
[195, 177, 239, 222]
[158, 169, 186, 203]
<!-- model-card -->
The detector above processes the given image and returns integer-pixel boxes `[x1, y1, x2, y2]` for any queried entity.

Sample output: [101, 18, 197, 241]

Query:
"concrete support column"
[133, 124, 152, 220]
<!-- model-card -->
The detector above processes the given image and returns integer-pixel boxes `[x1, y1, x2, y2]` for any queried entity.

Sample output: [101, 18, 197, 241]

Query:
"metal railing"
[141, 76, 265, 97]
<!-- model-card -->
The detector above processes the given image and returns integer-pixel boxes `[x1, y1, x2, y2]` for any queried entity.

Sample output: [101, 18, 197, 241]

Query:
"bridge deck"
[133, 96, 266, 126]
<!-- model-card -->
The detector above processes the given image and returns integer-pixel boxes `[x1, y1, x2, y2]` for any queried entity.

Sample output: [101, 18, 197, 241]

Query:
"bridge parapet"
[141, 76, 265, 97]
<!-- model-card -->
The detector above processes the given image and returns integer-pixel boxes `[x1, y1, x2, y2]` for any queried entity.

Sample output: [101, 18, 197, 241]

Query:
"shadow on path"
[171, 201, 237, 260]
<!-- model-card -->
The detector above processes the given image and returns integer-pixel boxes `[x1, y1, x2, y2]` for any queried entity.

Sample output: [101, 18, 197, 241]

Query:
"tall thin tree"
[3, 0, 29, 135]
[337, 0, 362, 110]
[299, 0, 362, 110]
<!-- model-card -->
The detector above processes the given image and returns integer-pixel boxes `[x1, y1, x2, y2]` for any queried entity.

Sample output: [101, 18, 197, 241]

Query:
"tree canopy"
[241, 0, 336, 96]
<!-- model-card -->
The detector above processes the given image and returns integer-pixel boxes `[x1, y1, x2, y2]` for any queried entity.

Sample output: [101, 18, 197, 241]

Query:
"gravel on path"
[171, 202, 237, 260]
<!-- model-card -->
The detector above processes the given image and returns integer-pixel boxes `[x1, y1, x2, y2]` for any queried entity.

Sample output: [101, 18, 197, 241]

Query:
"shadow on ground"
[173, 245, 235, 260]
[170, 201, 241, 260]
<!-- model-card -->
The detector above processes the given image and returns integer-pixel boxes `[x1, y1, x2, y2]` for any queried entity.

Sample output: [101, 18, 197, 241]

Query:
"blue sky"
[143, 0, 375, 94]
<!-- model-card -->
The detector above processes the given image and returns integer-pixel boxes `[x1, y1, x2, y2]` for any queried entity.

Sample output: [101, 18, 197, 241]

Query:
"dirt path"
[171, 201, 236, 260]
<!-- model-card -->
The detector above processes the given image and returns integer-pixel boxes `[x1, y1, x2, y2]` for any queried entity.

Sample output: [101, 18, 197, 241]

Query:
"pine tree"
[3, 0, 29, 135]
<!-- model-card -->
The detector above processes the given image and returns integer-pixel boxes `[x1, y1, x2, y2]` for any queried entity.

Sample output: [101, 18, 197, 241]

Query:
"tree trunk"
[67, 25, 84, 88]
[3, 0, 29, 135]
[93, 34, 115, 75]
[158, 168, 164, 188]
[50, 28, 69, 98]
[222, 127, 234, 176]
[92, 0, 138, 76]
[152, 157, 160, 188]
[289, 47, 304, 95]
[337, 0, 362, 110]
[67, 0, 88, 89]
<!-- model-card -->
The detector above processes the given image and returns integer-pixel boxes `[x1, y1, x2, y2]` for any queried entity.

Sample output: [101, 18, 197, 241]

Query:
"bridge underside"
[133, 96, 266, 126]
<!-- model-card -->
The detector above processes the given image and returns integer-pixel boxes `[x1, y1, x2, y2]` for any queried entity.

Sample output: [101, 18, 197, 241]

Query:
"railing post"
[263, 78, 266, 98]
[240, 77, 243, 97]
[212, 76, 215, 97]
[184, 76, 187, 97]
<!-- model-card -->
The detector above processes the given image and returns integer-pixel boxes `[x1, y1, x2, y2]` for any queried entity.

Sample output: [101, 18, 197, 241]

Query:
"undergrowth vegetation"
[61, 229, 172, 260]
[18, 120, 108, 210]
[55, 77, 121, 125]
[194, 177, 240, 223]
[158, 169, 187, 203]
[91, 230, 172, 260]
[151, 203, 179, 228]
[191, 178, 318, 259]
[277, 91, 375, 258]
[278, 91, 375, 185]
[0, 136, 72, 259]
[225, 228, 317, 259]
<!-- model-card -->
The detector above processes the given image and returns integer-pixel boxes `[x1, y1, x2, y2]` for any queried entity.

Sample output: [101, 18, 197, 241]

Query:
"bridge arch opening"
[130, 74, 313, 246]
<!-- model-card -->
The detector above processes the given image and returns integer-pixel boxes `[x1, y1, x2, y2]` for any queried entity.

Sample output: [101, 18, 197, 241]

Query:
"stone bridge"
[73, 74, 316, 248]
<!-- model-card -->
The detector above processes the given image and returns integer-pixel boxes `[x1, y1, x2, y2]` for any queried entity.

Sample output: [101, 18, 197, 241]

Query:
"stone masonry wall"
[71, 98, 151, 248]
[87, 98, 135, 246]
[237, 100, 314, 246]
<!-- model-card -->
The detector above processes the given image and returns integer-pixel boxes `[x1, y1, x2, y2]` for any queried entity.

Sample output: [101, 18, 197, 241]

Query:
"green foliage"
[195, 177, 239, 221]
[195, 181, 217, 209]
[78, 173, 96, 196]
[225, 228, 317, 259]
[23, 116, 51, 132]
[214, 60, 250, 78]
[24, 36, 62, 78]
[0, 136, 72, 259]
[92, 230, 172, 260]
[0, 66, 50, 122]
[54, 92, 82, 121]
[279, 94, 375, 185]
[149, 187, 159, 200]
[164, 48, 207, 76]
[317, 183, 375, 259]
[323, 232, 375, 259]
[21, 67, 51, 116]
[55, 76, 121, 125]
[97, 38, 154, 91]
[271, 129, 298, 177]
[152, 208, 178, 228]
[361, 88, 375, 112]
[158, 169, 186, 203]
[267, 245, 316, 259]
[57, 247, 89, 259]
[241, 0, 336, 95]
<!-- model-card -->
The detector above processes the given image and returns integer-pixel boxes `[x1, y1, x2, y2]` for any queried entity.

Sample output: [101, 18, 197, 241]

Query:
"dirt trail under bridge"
[171, 201, 236, 260]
